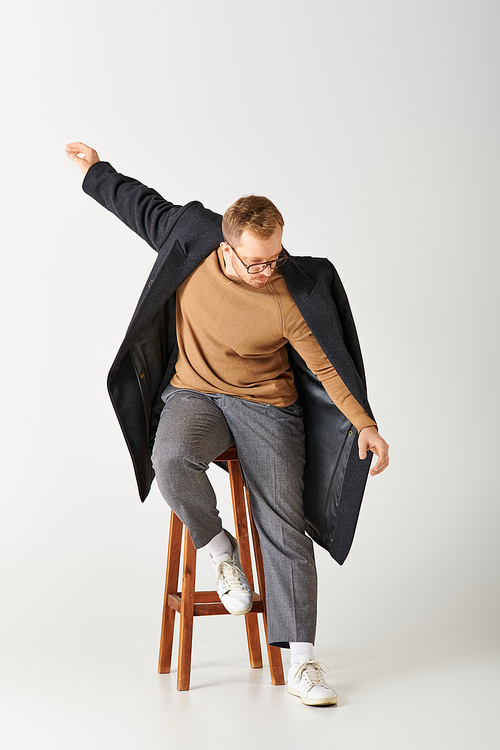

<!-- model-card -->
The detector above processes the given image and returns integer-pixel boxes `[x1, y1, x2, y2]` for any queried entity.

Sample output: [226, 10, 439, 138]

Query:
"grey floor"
[3, 565, 499, 750]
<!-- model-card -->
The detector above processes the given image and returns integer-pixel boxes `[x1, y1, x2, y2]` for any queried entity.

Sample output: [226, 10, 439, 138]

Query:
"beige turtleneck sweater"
[170, 247, 377, 433]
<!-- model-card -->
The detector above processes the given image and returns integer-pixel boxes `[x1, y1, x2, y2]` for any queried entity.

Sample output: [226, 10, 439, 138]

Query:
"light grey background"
[1, 1, 498, 747]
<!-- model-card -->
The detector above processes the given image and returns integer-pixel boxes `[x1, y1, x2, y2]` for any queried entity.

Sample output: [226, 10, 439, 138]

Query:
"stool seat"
[158, 445, 285, 690]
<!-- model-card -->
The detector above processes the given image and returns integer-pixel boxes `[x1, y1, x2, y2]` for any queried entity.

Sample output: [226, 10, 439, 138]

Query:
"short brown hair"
[222, 195, 284, 247]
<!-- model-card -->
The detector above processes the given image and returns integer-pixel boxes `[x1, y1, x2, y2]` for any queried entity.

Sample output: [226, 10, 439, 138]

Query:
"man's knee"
[152, 440, 209, 478]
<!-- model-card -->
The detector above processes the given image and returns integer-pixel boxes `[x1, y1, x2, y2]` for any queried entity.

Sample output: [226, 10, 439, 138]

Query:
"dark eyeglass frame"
[225, 242, 288, 274]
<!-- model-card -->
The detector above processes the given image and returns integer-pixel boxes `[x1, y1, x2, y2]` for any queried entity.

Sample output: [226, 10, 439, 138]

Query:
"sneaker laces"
[216, 560, 249, 592]
[294, 659, 330, 688]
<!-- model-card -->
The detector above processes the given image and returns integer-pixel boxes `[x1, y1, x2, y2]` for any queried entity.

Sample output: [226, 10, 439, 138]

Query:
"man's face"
[222, 226, 284, 289]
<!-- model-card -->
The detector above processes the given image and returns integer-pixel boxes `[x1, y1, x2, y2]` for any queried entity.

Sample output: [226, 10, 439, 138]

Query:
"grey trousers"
[151, 385, 318, 647]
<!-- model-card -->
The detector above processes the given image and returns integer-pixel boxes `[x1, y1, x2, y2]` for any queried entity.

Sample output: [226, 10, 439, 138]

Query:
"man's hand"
[358, 426, 389, 476]
[65, 141, 100, 175]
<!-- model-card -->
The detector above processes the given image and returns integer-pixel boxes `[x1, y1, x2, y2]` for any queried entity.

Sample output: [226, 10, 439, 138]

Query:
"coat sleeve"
[82, 161, 186, 252]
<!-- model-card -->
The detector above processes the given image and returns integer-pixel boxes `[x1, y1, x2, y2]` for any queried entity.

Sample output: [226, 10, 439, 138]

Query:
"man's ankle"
[203, 529, 234, 559]
[290, 642, 314, 663]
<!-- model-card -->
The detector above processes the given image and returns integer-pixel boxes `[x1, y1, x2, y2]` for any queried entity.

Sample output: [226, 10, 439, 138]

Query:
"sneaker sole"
[220, 598, 254, 616]
[288, 686, 337, 706]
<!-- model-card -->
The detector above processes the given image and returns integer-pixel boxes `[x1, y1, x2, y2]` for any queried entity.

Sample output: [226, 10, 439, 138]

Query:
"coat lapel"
[116, 234, 221, 361]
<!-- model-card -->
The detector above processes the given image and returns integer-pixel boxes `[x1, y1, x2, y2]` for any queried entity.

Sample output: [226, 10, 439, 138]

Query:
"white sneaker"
[211, 530, 253, 615]
[288, 656, 338, 706]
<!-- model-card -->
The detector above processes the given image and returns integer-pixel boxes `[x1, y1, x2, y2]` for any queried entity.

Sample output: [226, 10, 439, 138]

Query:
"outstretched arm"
[65, 141, 184, 252]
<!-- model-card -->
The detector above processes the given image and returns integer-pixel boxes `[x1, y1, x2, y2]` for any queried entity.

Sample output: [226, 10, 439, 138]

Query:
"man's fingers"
[66, 143, 86, 157]
[358, 433, 390, 476]
[369, 446, 389, 476]
[65, 148, 86, 161]
[65, 142, 98, 161]
[65, 141, 90, 153]
[65, 142, 100, 174]
[370, 455, 389, 476]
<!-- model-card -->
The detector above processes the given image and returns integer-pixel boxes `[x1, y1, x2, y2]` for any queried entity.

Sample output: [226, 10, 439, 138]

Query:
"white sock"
[204, 529, 233, 559]
[290, 642, 314, 664]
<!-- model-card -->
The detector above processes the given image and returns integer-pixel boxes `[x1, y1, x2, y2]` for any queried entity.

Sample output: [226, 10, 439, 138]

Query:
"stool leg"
[228, 460, 263, 670]
[246, 489, 285, 686]
[177, 526, 197, 691]
[158, 512, 183, 674]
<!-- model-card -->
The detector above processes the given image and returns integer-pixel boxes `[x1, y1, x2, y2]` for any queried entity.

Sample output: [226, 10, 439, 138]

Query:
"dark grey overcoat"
[82, 161, 376, 564]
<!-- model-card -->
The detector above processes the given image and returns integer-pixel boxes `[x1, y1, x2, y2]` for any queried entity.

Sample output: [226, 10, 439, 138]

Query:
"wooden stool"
[158, 445, 285, 691]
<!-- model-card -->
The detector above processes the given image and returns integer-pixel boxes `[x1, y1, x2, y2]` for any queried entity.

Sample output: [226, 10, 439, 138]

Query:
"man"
[66, 141, 389, 707]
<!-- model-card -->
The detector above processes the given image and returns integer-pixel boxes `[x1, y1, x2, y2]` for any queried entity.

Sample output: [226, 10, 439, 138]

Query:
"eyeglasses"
[225, 243, 288, 274]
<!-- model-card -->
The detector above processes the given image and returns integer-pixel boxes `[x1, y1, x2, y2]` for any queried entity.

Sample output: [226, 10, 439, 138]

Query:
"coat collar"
[280, 255, 316, 299]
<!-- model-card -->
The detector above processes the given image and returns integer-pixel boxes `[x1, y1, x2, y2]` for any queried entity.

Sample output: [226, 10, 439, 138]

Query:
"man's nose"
[263, 264, 274, 276]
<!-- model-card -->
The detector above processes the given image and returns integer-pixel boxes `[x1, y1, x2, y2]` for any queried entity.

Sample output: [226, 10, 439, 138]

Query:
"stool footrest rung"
[167, 592, 264, 616]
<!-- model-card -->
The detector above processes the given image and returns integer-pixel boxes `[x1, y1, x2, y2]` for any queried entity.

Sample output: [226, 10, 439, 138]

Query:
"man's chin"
[241, 274, 270, 288]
